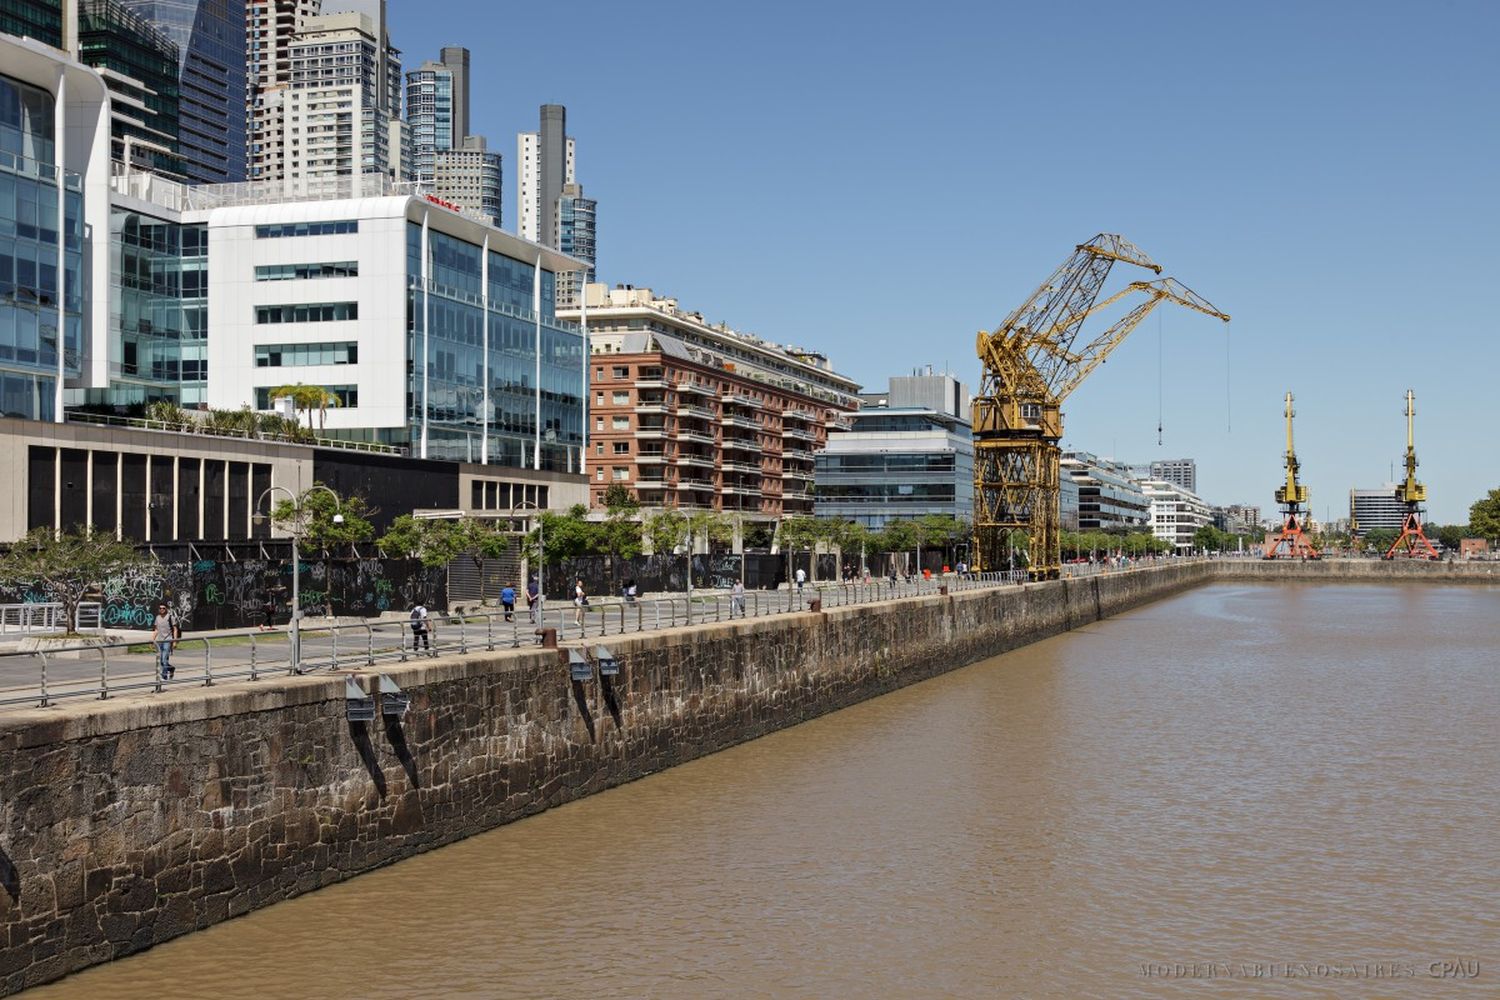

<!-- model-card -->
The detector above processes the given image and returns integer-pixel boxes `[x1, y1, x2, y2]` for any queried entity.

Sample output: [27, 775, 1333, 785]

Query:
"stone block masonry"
[0, 559, 1265, 993]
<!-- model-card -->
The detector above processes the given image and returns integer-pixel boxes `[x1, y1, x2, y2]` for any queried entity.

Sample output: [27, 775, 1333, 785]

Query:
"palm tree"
[269, 384, 340, 432]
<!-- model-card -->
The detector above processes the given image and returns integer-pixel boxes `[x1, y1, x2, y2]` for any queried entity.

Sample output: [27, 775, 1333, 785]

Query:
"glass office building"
[0, 72, 83, 420]
[406, 222, 583, 469]
[100, 208, 207, 407]
[76, 0, 186, 178]
[119, 0, 248, 183]
[0, 0, 64, 47]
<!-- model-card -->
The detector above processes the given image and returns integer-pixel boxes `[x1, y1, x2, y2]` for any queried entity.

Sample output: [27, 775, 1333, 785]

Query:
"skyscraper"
[406, 46, 468, 186]
[555, 182, 594, 308]
[119, 0, 247, 182]
[76, 0, 184, 177]
[0, 0, 65, 48]
[281, 6, 403, 191]
[244, 0, 321, 182]
[516, 104, 574, 245]
[433, 135, 501, 224]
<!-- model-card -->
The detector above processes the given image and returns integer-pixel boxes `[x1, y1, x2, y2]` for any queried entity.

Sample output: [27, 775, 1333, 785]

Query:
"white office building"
[1141, 478, 1213, 550]
[1349, 486, 1406, 536]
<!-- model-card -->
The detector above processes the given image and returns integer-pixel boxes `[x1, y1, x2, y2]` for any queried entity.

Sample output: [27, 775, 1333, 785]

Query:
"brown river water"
[32, 583, 1500, 998]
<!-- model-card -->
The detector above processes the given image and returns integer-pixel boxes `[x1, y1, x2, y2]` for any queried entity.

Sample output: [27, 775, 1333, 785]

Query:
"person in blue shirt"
[500, 584, 516, 622]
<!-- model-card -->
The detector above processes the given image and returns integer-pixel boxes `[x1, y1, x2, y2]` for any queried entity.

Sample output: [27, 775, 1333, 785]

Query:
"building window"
[613, 442, 629, 455]
[611, 391, 630, 405]
[255, 302, 358, 324]
[611, 416, 629, 430]
[254, 261, 359, 280]
[595, 416, 604, 431]
[612, 366, 628, 378]
[595, 391, 603, 405]
[255, 342, 358, 367]
[612, 467, 629, 481]
[595, 468, 604, 481]
[254, 219, 359, 238]
[595, 442, 604, 455]
[254, 384, 357, 409]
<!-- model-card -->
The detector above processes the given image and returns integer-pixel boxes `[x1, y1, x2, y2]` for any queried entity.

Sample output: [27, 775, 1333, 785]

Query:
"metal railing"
[0, 563, 1211, 711]
[0, 602, 103, 634]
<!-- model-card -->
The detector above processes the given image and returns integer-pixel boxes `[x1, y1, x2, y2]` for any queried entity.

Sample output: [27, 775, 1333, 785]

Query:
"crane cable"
[1156, 310, 1164, 446]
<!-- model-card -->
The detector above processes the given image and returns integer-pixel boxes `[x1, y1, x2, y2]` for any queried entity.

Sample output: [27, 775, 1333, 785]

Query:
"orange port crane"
[1263, 392, 1319, 559]
[1384, 389, 1439, 559]
[971, 234, 1230, 580]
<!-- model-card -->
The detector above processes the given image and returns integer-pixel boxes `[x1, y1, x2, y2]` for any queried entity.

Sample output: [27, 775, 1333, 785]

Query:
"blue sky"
[385, 0, 1498, 523]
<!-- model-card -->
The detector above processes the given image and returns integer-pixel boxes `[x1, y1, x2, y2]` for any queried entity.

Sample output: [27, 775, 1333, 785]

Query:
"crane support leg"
[974, 437, 1059, 580]
[1263, 512, 1319, 559]
[1384, 511, 1439, 560]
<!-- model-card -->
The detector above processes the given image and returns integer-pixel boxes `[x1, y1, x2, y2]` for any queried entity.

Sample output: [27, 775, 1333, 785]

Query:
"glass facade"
[813, 410, 974, 528]
[77, 0, 186, 178]
[118, 0, 248, 183]
[105, 208, 207, 406]
[0, 0, 63, 46]
[0, 73, 81, 420]
[406, 222, 582, 469]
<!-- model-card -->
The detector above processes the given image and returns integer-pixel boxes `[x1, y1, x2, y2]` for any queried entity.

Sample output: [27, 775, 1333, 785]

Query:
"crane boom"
[971, 235, 1229, 579]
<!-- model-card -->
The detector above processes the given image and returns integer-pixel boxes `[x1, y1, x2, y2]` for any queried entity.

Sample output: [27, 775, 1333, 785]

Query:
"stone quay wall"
[0, 561, 1215, 993]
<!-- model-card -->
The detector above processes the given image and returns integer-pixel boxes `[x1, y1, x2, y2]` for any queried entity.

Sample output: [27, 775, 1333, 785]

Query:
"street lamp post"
[255, 485, 343, 674]
[511, 499, 545, 623]
[676, 523, 693, 624]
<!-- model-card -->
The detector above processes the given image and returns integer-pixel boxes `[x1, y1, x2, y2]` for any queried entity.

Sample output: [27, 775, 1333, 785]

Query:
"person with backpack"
[410, 600, 431, 653]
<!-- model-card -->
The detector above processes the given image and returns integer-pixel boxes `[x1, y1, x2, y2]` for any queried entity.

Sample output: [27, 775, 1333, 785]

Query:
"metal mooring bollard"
[535, 627, 558, 648]
[808, 598, 822, 612]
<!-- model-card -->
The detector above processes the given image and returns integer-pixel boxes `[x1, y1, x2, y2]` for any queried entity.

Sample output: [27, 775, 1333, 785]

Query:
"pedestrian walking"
[731, 579, 746, 618]
[260, 596, 276, 631]
[153, 603, 179, 679]
[573, 579, 587, 627]
[526, 578, 539, 623]
[410, 600, 431, 652]
[624, 578, 638, 603]
[794, 566, 806, 593]
[500, 584, 516, 622]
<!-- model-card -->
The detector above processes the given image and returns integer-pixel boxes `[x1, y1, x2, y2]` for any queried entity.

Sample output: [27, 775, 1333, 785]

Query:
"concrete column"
[532, 253, 542, 470]
[420, 212, 430, 458]
[53, 70, 65, 423]
[480, 233, 490, 465]
[578, 277, 587, 476]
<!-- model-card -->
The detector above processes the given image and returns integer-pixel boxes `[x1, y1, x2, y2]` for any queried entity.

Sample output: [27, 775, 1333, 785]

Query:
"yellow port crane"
[1384, 389, 1438, 559]
[1263, 392, 1319, 559]
[971, 234, 1230, 580]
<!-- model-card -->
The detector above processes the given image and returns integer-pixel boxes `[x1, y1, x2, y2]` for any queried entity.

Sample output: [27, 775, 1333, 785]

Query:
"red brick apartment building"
[562, 286, 860, 517]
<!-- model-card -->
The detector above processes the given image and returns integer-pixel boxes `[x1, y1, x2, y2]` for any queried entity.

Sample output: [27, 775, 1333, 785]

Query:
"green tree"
[0, 527, 149, 635]
[527, 504, 599, 586]
[1361, 527, 1399, 553]
[598, 487, 643, 587]
[1436, 523, 1466, 550]
[271, 485, 374, 556]
[144, 399, 193, 431]
[644, 509, 688, 556]
[1469, 489, 1500, 541]
[270, 384, 341, 432]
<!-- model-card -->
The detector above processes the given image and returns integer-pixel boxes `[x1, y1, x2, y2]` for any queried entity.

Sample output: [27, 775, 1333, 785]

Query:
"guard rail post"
[97, 646, 109, 701]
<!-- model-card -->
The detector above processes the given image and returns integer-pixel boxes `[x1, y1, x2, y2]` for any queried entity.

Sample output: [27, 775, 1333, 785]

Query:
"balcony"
[721, 412, 759, 431]
[782, 425, 817, 443]
[783, 409, 817, 424]
[635, 376, 672, 390]
[636, 425, 672, 439]
[677, 453, 716, 468]
[636, 451, 669, 464]
[678, 403, 718, 421]
[677, 381, 715, 397]
[635, 399, 670, 415]
[720, 459, 761, 474]
[721, 391, 763, 409]
[722, 436, 760, 453]
[677, 428, 717, 446]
